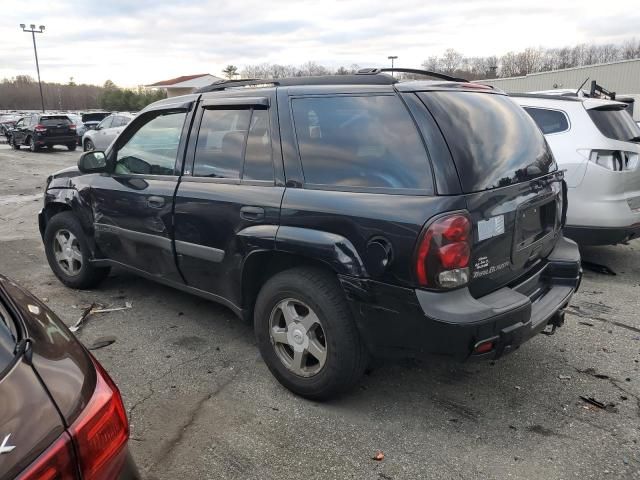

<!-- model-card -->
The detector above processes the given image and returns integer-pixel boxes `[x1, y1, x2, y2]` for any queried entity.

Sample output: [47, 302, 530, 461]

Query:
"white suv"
[512, 94, 640, 245]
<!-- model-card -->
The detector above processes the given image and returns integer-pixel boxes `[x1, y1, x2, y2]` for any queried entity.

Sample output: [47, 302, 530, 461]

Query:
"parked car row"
[4, 111, 133, 152]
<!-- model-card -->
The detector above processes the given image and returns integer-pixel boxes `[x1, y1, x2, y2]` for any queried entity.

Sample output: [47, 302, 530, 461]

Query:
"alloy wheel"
[52, 230, 83, 276]
[269, 298, 327, 377]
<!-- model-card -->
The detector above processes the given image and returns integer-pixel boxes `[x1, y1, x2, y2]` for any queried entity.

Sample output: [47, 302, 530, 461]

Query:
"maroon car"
[0, 275, 139, 479]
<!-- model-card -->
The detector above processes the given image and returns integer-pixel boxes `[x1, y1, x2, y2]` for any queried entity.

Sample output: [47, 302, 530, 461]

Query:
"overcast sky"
[1, 0, 638, 87]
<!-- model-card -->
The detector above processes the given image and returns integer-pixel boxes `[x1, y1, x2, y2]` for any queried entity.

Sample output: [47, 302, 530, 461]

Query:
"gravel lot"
[1, 143, 639, 479]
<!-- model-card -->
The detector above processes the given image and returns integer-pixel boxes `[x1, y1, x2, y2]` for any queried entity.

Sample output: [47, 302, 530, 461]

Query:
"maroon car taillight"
[69, 355, 129, 480]
[415, 212, 472, 289]
[16, 432, 77, 480]
[17, 355, 129, 480]
[34, 124, 47, 133]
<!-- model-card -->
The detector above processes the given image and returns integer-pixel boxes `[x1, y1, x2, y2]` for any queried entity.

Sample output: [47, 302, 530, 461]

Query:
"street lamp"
[20, 23, 46, 112]
[387, 55, 398, 77]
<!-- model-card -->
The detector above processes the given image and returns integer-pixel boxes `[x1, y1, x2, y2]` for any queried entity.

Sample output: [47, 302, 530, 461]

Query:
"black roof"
[196, 68, 470, 93]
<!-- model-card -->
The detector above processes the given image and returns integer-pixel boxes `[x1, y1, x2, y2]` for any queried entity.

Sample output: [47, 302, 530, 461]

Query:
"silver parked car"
[513, 94, 640, 245]
[82, 113, 134, 151]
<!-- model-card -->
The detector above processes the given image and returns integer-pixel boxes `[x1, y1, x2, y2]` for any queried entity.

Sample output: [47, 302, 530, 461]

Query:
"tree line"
[238, 39, 640, 81]
[0, 77, 166, 111]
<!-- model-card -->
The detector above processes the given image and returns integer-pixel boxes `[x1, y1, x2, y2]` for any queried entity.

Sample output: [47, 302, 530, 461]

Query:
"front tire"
[84, 139, 95, 152]
[254, 267, 367, 400]
[44, 212, 110, 289]
[9, 136, 20, 150]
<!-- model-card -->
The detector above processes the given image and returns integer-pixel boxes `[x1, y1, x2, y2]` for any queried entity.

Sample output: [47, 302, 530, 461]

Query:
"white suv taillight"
[415, 212, 472, 289]
[589, 150, 639, 171]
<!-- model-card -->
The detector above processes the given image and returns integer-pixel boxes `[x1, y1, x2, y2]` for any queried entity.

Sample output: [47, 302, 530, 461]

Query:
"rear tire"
[67, 143, 77, 151]
[254, 267, 368, 400]
[29, 136, 39, 152]
[44, 212, 110, 289]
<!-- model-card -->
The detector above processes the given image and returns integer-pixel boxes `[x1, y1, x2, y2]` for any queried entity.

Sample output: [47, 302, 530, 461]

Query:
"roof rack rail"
[357, 68, 468, 83]
[197, 78, 278, 93]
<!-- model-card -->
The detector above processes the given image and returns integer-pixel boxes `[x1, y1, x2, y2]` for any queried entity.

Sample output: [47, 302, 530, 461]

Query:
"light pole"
[387, 55, 398, 77]
[20, 23, 46, 112]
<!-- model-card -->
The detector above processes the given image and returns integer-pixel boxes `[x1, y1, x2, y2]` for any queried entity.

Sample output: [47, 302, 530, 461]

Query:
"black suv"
[9, 114, 77, 152]
[39, 69, 582, 399]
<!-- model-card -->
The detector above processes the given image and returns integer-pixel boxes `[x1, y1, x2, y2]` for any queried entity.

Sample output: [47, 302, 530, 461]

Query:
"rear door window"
[291, 95, 432, 192]
[524, 107, 569, 134]
[193, 109, 251, 179]
[587, 106, 640, 141]
[417, 92, 556, 192]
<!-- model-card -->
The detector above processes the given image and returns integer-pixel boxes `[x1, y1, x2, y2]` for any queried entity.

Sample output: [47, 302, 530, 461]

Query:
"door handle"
[240, 206, 265, 221]
[147, 195, 165, 208]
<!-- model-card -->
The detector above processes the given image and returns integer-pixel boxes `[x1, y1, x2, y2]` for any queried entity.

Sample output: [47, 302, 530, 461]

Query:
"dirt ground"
[1, 143, 638, 479]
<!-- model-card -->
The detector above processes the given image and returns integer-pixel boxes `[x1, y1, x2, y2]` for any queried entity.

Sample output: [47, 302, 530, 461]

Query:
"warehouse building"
[478, 58, 640, 120]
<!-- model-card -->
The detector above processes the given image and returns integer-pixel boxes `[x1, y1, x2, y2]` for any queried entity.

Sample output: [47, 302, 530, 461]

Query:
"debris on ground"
[580, 396, 617, 412]
[372, 451, 385, 461]
[69, 301, 132, 332]
[558, 375, 572, 380]
[580, 396, 606, 409]
[87, 336, 117, 350]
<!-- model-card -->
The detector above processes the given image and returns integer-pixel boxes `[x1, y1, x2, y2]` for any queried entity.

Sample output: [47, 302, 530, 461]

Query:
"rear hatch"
[584, 101, 640, 207]
[414, 90, 563, 297]
[38, 115, 74, 137]
[0, 280, 66, 479]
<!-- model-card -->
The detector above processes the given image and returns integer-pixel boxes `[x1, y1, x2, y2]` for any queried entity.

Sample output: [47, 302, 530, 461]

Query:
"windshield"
[587, 106, 640, 142]
[417, 92, 556, 192]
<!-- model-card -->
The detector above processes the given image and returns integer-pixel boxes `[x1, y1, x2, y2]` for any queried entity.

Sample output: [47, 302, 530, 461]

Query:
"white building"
[146, 74, 222, 98]
[478, 59, 640, 120]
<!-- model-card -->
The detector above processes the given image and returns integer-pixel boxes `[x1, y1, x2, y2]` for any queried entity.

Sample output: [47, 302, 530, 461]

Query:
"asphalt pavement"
[0, 144, 638, 479]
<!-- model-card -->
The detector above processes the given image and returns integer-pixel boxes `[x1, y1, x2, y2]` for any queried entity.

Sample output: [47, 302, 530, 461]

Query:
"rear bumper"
[564, 224, 640, 246]
[35, 135, 77, 145]
[342, 236, 581, 360]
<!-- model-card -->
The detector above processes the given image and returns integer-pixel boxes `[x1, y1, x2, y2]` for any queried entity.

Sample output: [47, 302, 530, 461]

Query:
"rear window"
[417, 92, 556, 192]
[587, 106, 640, 142]
[524, 107, 569, 134]
[291, 95, 432, 191]
[40, 116, 71, 126]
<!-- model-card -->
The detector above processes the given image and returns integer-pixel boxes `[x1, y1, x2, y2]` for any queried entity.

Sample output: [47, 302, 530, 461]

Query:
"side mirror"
[94, 125, 102, 131]
[78, 151, 107, 173]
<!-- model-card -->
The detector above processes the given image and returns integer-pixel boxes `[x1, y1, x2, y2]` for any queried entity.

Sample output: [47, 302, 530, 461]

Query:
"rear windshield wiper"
[628, 136, 640, 143]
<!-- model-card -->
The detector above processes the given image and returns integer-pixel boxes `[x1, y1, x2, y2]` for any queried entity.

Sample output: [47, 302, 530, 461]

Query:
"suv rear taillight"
[415, 212, 472, 289]
[16, 432, 77, 480]
[589, 150, 639, 171]
[70, 356, 129, 480]
[69, 124, 76, 131]
[34, 124, 47, 133]
[18, 355, 129, 480]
